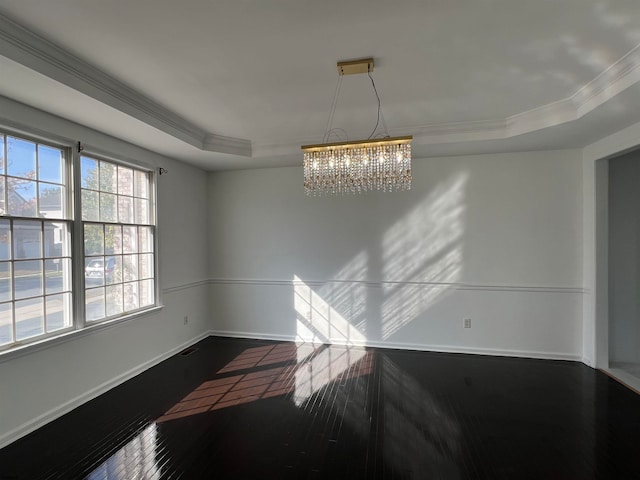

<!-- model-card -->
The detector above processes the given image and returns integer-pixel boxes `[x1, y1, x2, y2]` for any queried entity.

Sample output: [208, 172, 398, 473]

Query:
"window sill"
[0, 305, 164, 363]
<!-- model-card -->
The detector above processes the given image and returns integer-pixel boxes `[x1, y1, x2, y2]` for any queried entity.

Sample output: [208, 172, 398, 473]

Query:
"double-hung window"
[0, 134, 72, 347]
[0, 129, 157, 353]
[80, 155, 155, 321]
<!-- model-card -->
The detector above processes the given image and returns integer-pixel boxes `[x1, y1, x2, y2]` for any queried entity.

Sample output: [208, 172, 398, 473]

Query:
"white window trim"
[0, 127, 161, 355]
[0, 305, 163, 363]
[78, 149, 159, 324]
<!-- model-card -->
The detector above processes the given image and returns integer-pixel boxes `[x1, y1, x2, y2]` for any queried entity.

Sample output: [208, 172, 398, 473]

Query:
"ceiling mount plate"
[337, 58, 374, 76]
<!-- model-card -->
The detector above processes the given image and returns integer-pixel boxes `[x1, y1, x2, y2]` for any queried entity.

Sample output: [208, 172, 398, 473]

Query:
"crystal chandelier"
[302, 58, 412, 196]
[302, 137, 412, 195]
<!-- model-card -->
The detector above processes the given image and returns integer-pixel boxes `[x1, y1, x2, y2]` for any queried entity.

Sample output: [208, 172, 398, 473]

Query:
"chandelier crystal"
[302, 137, 412, 195]
[302, 57, 413, 196]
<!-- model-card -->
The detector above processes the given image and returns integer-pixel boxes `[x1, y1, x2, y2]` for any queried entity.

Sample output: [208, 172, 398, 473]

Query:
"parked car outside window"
[85, 257, 116, 283]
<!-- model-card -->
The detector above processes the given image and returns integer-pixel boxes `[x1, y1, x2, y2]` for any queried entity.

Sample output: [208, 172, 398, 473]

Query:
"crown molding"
[574, 42, 640, 115]
[256, 43, 640, 157]
[1, 11, 640, 160]
[419, 43, 640, 145]
[0, 12, 251, 157]
[203, 133, 252, 157]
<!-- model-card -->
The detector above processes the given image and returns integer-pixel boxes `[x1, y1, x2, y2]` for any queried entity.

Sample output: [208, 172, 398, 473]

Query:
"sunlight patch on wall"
[381, 172, 468, 339]
[292, 264, 373, 406]
[294, 255, 367, 345]
[318, 251, 368, 337]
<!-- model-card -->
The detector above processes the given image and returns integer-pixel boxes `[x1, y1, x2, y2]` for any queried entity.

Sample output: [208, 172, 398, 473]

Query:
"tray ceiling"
[1, 1, 640, 170]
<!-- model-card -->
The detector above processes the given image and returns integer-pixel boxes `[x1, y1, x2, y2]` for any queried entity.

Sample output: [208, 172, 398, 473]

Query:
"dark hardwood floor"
[1, 336, 640, 479]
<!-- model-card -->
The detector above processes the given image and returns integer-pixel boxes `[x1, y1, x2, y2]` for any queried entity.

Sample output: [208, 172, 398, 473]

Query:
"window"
[81, 156, 155, 321]
[0, 130, 156, 352]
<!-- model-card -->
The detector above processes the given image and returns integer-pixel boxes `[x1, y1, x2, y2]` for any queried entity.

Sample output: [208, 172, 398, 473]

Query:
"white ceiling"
[1, 0, 640, 170]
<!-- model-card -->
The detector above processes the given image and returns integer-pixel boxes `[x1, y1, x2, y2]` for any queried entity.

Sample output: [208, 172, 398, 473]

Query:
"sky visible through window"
[0, 131, 156, 350]
[5, 137, 63, 182]
[0, 134, 70, 347]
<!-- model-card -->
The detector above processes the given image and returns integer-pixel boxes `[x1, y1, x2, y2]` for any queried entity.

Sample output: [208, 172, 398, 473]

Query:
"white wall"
[608, 150, 640, 363]
[208, 150, 584, 360]
[0, 97, 211, 448]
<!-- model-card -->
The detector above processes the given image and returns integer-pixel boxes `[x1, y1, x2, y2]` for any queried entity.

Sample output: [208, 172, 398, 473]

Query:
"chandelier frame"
[302, 58, 412, 196]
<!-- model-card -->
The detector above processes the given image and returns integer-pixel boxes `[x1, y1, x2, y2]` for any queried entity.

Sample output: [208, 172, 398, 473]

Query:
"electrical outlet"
[463, 318, 471, 328]
[183, 316, 189, 325]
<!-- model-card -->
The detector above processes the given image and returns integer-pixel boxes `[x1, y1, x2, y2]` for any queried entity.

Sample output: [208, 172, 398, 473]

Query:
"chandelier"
[302, 58, 412, 195]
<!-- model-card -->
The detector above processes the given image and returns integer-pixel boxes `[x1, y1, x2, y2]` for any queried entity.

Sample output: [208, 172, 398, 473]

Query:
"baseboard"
[0, 330, 213, 450]
[210, 329, 297, 344]
[209, 330, 581, 362]
[363, 339, 581, 362]
[582, 356, 595, 368]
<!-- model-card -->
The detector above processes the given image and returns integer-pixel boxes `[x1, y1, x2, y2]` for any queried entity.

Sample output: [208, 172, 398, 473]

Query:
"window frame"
[77, 151, 159, 325]
[0, 126, 160, 356]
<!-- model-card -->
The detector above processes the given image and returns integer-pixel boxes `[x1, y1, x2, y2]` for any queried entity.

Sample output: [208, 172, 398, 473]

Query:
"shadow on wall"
[381, 172, 467, 339]
[293, 171, 468, 345]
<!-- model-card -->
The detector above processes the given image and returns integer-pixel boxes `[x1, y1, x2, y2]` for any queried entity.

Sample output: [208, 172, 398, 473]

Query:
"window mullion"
[0, 128, 157, 353]
[40, 221, 46, 333]
[71, 146, 86, 330]
[2, 134, 7, 213]
[10, 219, 16, 343]
[35, 144, 40, 217]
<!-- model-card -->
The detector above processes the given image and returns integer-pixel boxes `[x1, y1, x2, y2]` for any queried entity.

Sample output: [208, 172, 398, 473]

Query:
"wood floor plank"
[1, 336, 640, 479]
